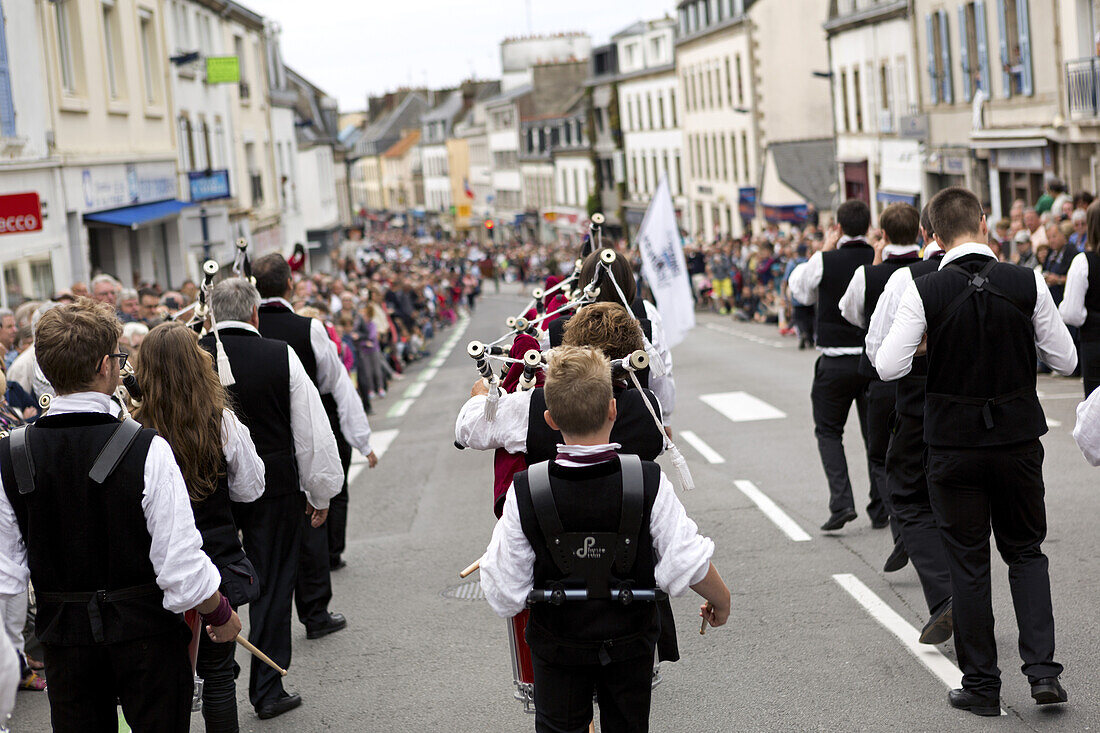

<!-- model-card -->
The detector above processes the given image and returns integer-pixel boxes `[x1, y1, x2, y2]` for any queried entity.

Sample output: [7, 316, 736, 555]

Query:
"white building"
[266, 20, 306, 254]
[421, 90, 464, 219]
[826, 1, 922, 218]
[501, 33, 592, 91]
[452, 86, 499, 238]
[0, 0, 69, 305]
[485, 85, 530, 234]
[615, 17, 686, 231]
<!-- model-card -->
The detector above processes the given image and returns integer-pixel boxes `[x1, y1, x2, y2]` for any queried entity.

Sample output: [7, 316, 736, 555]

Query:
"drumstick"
[237, 636, 288, 677]
[700, 603, 713, 635]
[460, 560, 480, 578]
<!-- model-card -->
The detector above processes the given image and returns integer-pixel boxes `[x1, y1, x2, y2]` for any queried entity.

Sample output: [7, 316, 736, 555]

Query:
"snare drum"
[507, 610, 535, 713]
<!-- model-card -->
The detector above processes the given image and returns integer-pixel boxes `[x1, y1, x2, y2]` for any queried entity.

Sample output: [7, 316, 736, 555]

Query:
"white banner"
[635, 174, 694, 348]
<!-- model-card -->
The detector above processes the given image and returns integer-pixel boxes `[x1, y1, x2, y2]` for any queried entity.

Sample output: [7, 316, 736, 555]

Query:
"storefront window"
[3, 264, 19, 305]
[30, 260, 53, 300]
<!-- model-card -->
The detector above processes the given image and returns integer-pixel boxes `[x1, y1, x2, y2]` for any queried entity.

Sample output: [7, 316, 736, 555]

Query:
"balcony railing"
[1067, 58, 1100, 119]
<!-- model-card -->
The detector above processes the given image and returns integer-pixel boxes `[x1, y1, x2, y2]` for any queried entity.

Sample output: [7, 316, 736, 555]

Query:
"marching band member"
[789, 199, 884, 532]
[877, 187, 1073, 716]
[479, 345, 729, 733]
[1059, 199, 1100, 396]
[132, 322, 266, 733]
[839, 203, 923, 566]
[200, 279, 343, 721]
[863, 205, 953, 644]
[0, 299, 241, 731]
[252, 253, 378, 639]
[548, 249, 676, 428]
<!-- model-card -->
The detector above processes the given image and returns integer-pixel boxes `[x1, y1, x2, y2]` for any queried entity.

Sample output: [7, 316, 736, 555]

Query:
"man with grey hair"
[90, 274, 120, 307]
[0, 308, 15, 369]
[199, 278, 343, 720]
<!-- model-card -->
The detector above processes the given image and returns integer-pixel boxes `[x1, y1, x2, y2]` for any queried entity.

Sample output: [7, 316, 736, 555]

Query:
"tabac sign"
[0, 193, 43, 235]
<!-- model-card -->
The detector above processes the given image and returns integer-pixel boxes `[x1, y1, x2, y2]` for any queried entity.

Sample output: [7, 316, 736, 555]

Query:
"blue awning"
[876, 190, 919, 205]
[84, 200, 192, 229]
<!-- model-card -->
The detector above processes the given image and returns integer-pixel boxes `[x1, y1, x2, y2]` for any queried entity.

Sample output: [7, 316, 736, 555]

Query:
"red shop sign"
[0, 193, 42, 235]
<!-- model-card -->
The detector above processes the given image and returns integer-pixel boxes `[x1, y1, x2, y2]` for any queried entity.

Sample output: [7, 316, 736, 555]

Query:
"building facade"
[584, 43, 626, 237]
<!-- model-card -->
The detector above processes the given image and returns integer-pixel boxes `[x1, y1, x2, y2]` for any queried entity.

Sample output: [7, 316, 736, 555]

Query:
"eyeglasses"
[104, 352, 128, 372]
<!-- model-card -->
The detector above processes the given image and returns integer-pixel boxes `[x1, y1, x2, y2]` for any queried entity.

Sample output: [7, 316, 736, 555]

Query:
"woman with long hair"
[132, 321, 265, 733]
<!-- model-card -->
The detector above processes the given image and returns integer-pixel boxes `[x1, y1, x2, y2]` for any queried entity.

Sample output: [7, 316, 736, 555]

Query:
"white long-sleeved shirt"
[0, 392, 222, 613]
[864, 246, 944, 368]
[1073, 385, 1100, 465]
[221, 408, 266, 503]
[876, 243, 1078, 382]
[788, 236, 868, 356]
[479, 443, 714, 619]
[260, 298, 373, 456]
[454, 390, 665, 456]
[215, 321, 344, 509]
[1059, 251, 1091, 327]
[839, 245, 922, 328]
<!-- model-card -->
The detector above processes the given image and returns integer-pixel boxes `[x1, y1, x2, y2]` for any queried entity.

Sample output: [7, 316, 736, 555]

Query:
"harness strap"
[8, 425, 35, 495]
[615, 455, 644, 575]
[930, 261, 1032, 333]
[89, 419, 143, 485]
[527, 461, 571, 575]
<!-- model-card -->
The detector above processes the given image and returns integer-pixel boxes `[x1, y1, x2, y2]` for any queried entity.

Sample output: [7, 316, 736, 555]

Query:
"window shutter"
[1017, 0, 1033, 96]
[939, 10, 954, 104]
[958, 5, 972, 101]
[975, 1, 992, 95]
[996, 0, 1011, 97]
[926, 14, 940, 104]
[0, 6, 15, 138]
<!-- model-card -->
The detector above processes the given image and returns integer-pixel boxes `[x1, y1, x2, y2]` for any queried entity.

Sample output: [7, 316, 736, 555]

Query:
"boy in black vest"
[480, 346, 729, 733]
[877, 187, 1075, 716]
[839, 203, 923, 562]
[788, 199, 884, 531]
[0, 299, 241, 732]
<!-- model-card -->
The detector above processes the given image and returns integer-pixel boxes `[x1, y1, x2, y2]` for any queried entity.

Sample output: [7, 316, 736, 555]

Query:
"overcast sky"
[258, 0, 676, 112]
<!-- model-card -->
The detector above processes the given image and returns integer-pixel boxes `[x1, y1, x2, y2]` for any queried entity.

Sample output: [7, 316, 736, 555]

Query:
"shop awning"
[876, 190, 919, 205]
[84, 200, 192, 229]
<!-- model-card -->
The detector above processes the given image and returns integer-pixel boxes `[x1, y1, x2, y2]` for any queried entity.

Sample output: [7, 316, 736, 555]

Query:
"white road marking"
[403, 382, 427, 399]
[1047, 418, 1062, 428]
[734, 480, 811, 542]
[701, 391, 787, 423]
[386, 398, 414, 419]
[348, 429, 399, 484]
[385, 317, 469, 419]
[679, 430, 725, 464]
[1037, 392, 1084, 401]
[704, 322, 786, 349]
[832, 573, 1004, 712]
[419, 367, 439, 382]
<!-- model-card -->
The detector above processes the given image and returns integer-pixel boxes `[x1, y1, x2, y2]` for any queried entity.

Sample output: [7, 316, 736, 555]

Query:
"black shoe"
[948, 688, 1000, 717]
[883, 540, 909, 573]
[330, 557, 347, 571]
[820, 509, 857, 532]
[870, 517, 890, 530]
[919, 600, 953, 645]
[1031, 677, 1068, 705]
[305, 612, 347, 640]
[257, 691, 302, 720]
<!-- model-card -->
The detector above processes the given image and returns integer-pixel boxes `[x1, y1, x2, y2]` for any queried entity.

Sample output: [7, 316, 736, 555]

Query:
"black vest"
[190, 464, 246, 571]
[513, 458, 661, 665]
[525, 387, 665, 465]
[200, 329, 299, 497]
[858, 254, 922, 377]
[816, 241, 875, 348]
[0, 413, 183, 645]
[895, 255, 944, 418]
[258, 304, 318, 385]
[1080, 252, 1100, 342]
[916, 255, 1045, 447]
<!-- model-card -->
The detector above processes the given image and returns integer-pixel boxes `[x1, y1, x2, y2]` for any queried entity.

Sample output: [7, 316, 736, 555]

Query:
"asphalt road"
[10, 291, 1100, 732]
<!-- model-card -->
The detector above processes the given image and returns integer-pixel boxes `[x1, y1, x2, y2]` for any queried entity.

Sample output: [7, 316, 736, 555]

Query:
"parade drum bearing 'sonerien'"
[507, 610, 535, 713]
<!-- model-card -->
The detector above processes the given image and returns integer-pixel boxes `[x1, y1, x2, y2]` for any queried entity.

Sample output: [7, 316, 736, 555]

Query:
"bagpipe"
[456, 215, 696, 718]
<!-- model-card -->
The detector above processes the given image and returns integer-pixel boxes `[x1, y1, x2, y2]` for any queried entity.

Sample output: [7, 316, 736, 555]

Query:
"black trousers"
[884, 412, 952, 614]
[531, 651, 653, 733]
[864, 378, 897, 532]
[296, 508, 334, 629]
[43, 629, 192, 733]
[1081, 339, 1100, 397]
[327, 430, 353, 566]
[810, 355, 877, 518]
[793, 305, 815, 341]
[196, 631, 239, 733]
[233, 492, 303, 709]
[926, 441, 1063, 696]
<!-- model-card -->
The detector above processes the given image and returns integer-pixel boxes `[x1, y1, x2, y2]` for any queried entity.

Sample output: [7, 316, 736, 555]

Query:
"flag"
[635, 174, 694, 348]
[463, 178, 475, 199]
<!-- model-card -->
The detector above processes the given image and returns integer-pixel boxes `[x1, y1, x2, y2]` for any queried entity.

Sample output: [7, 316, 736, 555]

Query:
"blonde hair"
[544, 345, 612, 436]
